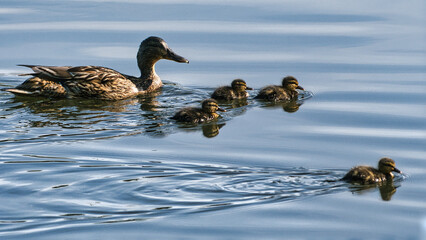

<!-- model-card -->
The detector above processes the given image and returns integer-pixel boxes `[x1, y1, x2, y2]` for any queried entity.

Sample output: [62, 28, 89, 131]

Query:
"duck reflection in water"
[176, 122, 226, 138]
[347, 180, 399, 201]
[260, 99, 302, 113]
[342, 157, 403, 201]
[255, 76, 304, 102]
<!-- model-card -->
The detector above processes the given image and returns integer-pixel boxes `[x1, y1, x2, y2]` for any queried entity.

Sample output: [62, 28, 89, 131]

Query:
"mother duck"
[4, 36, 189, 100]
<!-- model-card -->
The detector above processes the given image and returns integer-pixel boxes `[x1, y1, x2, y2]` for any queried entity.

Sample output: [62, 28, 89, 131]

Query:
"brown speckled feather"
[211, 86, 249, 100]
[171, 107, 219, 124]
[10, 65, 139, 100]
[255, 85, 295, 102]
[4, 37, 188, 100]
[342, 166, 387, 184]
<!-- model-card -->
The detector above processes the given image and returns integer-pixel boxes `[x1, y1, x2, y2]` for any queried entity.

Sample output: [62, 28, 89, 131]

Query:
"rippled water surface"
[0, 1, 425, 239]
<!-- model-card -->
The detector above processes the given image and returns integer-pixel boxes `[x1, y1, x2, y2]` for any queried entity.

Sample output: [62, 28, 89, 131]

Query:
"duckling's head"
[201, 99, 226, 113]
[137, 36, 189, 65]
[231, 79, 253, 92]
[378, 157, 401, 175]
[282, 76, 304, 91]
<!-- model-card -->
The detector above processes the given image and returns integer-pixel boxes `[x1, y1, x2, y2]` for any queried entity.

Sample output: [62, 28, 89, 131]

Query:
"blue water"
[0, 1, 425, 239]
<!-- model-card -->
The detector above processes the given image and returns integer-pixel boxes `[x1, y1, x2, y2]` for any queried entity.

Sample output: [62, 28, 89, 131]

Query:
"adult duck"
[4, 36, 188, 100]
[171, 99, 226, 124]
[342, 157, 402, 184]
[255, 76, 303, 102]
[211, 79, 253, 101]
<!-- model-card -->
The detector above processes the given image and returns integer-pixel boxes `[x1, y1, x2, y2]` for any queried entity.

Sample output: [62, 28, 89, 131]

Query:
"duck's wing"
[66, 66, 126, 83]
[12, 65, 136, 99]
[19, 65, 127, 83]
[18, 65, 74, 79]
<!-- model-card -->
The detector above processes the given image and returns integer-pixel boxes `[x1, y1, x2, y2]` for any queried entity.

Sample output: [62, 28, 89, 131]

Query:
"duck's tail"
[1, 88, 34, 95]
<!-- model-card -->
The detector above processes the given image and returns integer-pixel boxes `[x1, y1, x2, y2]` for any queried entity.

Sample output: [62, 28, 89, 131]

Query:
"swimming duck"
[211, 79, 253, 100]
[342, 158, 402, 184]
[3, 36, 188, 100]
[171, 99, 226, 124]
[255, 76, 304, 102]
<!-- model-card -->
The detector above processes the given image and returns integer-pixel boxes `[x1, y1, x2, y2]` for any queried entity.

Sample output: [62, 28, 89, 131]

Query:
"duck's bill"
[393, 167, 402, 174]
[167, 49, 189, 63]
[296, 85, 304, 90]
[245, 87, 253, 90]
[217, 107, 226, 112]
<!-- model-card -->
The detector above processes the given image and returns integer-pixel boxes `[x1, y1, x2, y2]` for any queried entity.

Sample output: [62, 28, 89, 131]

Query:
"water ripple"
[0, 161, 347, 234]
[0, 78, 312, 145]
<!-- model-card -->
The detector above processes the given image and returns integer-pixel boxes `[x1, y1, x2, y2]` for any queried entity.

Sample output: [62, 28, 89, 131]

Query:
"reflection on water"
[0, 79, 312, 140]
[346, 176, 404, 201]
[0, 0, 424, 239]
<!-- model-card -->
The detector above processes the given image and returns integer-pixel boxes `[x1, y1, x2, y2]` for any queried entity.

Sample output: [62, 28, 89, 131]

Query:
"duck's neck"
[136, 53, 162, 91]
[138, 57, 159, 80]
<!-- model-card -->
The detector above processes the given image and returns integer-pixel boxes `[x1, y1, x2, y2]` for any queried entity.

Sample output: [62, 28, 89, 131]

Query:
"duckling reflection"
[342, 157, 402, 184]
[260, 99, 302, 113]
[171, 99, 226, 124]
[3, 36, 188, 100]
[255, 76, 304, 102]
[211, 79, 253, 101]
[347, 179, 398, 201]
[176, 122, 225, 138]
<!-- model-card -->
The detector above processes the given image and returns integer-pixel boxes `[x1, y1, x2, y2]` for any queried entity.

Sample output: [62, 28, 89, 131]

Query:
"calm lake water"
[0, 1, 425, 239]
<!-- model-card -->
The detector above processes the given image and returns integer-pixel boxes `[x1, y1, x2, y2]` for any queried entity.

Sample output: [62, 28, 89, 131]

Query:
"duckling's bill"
[217, 107, 226, 112]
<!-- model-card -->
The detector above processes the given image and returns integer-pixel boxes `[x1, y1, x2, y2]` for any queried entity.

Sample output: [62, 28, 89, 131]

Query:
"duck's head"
[378, 157, 401, 175]
[137, 36, 189, 65]
[201, 99, 226, 113]
[282, 76, 304, 91]
[231, 79, 253, 92]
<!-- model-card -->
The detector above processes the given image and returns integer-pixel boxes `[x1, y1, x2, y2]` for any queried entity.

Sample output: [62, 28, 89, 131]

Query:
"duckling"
[3, 36, 188, 100]
[171, 99, 226, 124]
[211, 79, 253, 100]
[255, 76, 304, 102]
[342, 158, 402, 184]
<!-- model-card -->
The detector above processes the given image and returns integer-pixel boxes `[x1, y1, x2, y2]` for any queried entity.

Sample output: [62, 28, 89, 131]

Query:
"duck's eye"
[149, 43, 165, 49]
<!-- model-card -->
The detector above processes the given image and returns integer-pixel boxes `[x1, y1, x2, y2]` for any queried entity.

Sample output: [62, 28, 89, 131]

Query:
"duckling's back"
[255, 85, 289, 101]
[171, 107, 209, 123]
[211, 86, 235, 100]
[342, 166, 386, 184]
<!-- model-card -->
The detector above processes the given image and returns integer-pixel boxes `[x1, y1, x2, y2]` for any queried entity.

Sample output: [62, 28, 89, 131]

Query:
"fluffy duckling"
[171, 99, 226, 124]
[3, 36, 188, 100]
[342, 158, 402, 184]
[255, 76, 304, 102]
[211, 79, 253, 100]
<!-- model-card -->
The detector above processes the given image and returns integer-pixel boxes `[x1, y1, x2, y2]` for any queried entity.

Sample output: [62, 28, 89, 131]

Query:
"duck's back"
[342, 166, 387, 184]
[8, 65, 138, 100]
[255, 85, 289, 101]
